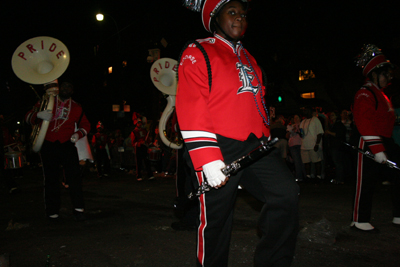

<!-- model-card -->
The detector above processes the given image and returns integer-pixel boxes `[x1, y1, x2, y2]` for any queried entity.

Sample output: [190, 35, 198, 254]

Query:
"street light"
[95, 12, 121, 45]
[95, 12, 122, 74]
[96, 13, 104, 21]
[96, 12, 127, 124]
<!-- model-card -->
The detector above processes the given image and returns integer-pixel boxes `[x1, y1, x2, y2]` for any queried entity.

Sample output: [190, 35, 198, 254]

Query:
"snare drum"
[148, 147, 162, 161]
[5, 152, 23, 169]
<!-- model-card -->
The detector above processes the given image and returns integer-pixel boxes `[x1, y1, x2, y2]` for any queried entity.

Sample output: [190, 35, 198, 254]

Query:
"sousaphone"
[150, 58, 183, 150]
[11, 36, 70, 152]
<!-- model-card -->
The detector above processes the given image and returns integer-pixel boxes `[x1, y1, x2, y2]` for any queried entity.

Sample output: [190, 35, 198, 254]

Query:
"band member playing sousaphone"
[130, 117, 153, 181]
[25, 79, 91, 221]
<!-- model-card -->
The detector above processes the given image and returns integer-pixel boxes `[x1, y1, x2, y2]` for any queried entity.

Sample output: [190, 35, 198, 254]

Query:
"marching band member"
[351, 44, 400, 232]
[1, 114, 20, 194]
[176, 1, 299, 266]
[130, 118, 153, 181]
[92, 121, 111, 178]
[148, 124, 164, 174]
[25, 80, 91, 221]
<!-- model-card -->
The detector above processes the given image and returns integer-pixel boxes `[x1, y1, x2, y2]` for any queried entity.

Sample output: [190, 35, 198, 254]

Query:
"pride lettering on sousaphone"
[150, 58, 183, 150]
[11, 36, 70, 153]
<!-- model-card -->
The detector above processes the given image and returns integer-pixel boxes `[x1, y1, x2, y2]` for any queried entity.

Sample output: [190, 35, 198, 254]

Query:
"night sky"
[1, 0, 399, 129]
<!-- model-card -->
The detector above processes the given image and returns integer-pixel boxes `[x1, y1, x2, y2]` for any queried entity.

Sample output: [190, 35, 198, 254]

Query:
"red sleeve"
[25, 101, 41, 125]
[176, 45, 223, 171]
[76, 112, 91, 139]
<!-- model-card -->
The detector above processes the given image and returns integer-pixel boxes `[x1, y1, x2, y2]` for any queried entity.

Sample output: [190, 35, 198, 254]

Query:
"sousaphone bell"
[150, 58, 183, 150]
[11, 36, 70, 152]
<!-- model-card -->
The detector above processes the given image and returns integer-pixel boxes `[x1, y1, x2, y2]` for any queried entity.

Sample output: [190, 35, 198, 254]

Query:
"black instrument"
[188, 137, 279, 199]
[343, 142, 400, 171]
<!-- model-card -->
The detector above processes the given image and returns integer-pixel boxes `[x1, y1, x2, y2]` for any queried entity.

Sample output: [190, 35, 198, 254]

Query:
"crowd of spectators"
[271, 107, 357, 184]
[4, 102, 396, 189]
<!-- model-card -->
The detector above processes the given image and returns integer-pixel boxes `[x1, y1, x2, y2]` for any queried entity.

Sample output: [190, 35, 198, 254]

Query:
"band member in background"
[351, 44, 400, 231]
[1, 115, 20, 194]
[130, 118, 153, 181]
[92, 121, 111, 178]
[109, 129, 125, 170]
[147, 123, 164, 174]
[25, 80, 91, 222]
[177, 1, 299, 266]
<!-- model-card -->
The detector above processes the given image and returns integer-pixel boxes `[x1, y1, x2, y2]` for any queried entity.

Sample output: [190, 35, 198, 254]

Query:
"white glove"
[37, 110, 53, 121]
[374, 151, 387, 163]
[70, 133, 80, 143]
[202, 160, 227, 187]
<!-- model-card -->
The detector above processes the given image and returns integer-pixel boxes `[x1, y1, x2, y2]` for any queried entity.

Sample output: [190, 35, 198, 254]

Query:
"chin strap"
[377, 79, 383, 89]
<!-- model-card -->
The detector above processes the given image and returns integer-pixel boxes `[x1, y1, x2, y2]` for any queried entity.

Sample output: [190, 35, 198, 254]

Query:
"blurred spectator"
[340, 110, 353, 143]
[270, 115, 288, 160]
[287, 114, 305, 181]
[312, 109, 328, 180]
[300, 107, 324, 180]
[325, 111, 347, 184]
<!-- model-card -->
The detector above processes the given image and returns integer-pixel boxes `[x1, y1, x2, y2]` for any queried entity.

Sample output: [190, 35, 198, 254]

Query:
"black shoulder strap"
[178, 40, 212, 92]
[351, 86, 378, 115]
[77, 105, 84, 126]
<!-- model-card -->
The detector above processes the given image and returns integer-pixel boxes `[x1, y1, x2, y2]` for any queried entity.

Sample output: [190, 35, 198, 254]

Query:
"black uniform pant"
[175, 145, 198, 222]
[95, 148, 110, 176]
[194, 134, 299, 267]
[135, 145, 152, 178]
[40, 140, 84, 216]
[352, 136, 400, 222]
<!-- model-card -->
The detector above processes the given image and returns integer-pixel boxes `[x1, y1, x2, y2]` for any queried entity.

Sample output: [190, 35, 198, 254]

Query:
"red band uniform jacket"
[25, 96, 90, 143]
[353, 80, 395, 153]
[176, 34, 270, 171]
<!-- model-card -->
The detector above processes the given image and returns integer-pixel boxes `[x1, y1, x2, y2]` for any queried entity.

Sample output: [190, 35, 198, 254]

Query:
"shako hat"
[182, 0, 249, 32]
[355, 44, 393, 77]
[96, 121, 104, 129]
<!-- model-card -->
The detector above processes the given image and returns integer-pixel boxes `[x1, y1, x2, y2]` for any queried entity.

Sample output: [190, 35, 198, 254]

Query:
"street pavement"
[1, 167, 400, 266]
